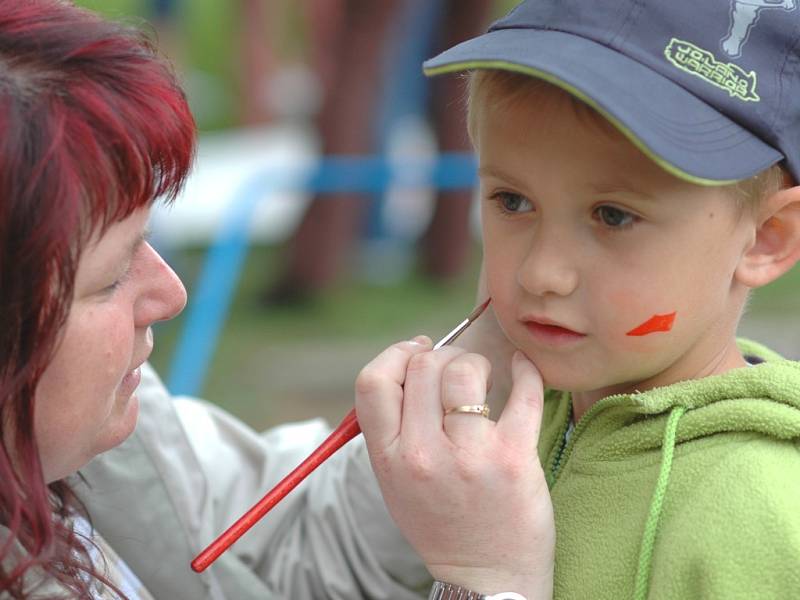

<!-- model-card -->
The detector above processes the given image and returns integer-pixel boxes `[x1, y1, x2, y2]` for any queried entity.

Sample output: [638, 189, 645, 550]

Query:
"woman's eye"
[104, 266, 132, 294]
[594, 205, 636, 229]
[103, 277, 125, 294]
[493, 191, 533, 213]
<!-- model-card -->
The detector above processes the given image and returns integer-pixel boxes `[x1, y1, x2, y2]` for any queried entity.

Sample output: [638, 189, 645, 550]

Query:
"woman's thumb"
[496, 351, 545, 448]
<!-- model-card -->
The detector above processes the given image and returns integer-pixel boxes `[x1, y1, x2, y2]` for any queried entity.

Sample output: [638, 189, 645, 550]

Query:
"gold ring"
[443, 404, 491, 418]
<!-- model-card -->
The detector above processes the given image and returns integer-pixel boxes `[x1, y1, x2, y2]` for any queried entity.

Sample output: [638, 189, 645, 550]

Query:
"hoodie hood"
[549, 339, 800, 467]
[540, 339, 800, 600]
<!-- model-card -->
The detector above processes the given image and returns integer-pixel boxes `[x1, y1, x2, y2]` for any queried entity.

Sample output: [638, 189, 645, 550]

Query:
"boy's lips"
[521, 316, 586, 345]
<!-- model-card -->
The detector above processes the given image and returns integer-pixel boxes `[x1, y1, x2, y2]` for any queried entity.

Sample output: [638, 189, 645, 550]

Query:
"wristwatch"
[428, 580, 527, 600]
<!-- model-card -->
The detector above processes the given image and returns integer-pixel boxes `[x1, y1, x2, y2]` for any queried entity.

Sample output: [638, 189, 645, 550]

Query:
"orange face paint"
[626, 312, 677, 336]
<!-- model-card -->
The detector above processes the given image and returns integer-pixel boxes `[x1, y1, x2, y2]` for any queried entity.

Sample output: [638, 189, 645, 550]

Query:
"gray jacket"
[74, 363, 429, 599]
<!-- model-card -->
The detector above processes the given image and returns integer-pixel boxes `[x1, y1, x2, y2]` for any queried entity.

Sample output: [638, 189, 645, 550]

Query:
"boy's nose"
[516, 236, 579, 298]
[135, 243, 187, 327]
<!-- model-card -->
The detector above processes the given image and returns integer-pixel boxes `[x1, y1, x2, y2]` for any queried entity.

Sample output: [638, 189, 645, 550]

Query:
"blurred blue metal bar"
[366, 0, 448, 242]
[166, 152, 477, 396]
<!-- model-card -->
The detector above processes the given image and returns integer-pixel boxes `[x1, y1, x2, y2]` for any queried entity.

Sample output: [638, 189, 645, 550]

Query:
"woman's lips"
[118, 366, 142, 397]
[523, 320, 586, 345]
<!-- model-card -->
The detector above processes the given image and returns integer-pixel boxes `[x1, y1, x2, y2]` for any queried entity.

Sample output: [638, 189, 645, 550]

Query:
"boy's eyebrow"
[479, 165, 659, 201]
[477, 165, 530, 191]
[589, 181, 658, 202]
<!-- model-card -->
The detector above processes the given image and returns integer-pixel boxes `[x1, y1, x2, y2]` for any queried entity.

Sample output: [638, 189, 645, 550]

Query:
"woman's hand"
[355, 338, 555, 599]
[453, 263, 518, 409]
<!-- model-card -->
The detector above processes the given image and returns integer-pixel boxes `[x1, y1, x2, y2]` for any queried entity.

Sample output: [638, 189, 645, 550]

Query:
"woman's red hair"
[0, 0, 195, 596]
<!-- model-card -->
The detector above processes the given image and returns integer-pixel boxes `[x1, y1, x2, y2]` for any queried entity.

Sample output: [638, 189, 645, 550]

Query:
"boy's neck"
[569, 337, 748, 423]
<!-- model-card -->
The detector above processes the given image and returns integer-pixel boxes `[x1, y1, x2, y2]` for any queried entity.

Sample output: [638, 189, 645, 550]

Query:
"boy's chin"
[538, 366, 641, 397]
[526, 344, 665, 395]
[539, 370, 592, 393]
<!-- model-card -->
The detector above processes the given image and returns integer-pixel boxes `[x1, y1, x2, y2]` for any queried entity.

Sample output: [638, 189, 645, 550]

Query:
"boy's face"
[476, 84, 755, 396]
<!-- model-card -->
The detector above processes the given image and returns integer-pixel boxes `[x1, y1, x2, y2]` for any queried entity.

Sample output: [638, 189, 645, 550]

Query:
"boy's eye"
[594, 205, 636, 228]
[492, 191, 533, 213]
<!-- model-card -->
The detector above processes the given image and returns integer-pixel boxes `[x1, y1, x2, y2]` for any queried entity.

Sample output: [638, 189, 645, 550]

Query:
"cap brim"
[424, 29, 783, 185]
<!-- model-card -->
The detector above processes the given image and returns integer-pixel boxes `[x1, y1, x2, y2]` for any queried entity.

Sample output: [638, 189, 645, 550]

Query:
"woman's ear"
[735, 185, 800, 288]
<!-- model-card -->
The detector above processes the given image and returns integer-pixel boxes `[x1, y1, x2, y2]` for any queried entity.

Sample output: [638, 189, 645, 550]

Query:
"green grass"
[151, 243, 481, 354]
[149, 243, 482, 428]
[748, 263, 800, 312]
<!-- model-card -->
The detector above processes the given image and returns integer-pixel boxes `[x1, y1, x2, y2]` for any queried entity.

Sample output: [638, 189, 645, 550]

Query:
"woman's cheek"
[84, 304, 134, 390]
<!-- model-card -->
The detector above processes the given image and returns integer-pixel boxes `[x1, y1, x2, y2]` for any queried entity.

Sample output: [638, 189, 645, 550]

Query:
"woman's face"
[35, 207, 186, 482]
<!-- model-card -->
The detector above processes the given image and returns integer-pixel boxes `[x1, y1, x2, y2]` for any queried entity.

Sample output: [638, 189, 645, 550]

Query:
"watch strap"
[429, 580, 486, 600]
[428, 580, 528, 600]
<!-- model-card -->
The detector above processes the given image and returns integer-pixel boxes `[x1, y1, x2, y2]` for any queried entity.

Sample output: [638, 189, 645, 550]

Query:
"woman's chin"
[99, 393, 140, 455]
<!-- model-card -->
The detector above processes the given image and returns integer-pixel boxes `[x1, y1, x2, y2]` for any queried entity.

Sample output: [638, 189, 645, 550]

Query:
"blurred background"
[77, 0, 800, 432]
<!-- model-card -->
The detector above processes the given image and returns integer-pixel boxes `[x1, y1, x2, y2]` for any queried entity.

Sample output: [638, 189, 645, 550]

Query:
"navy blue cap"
[423, 0, 800, 185]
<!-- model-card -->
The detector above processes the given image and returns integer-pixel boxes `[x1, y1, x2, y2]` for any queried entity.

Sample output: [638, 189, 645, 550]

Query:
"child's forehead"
[471, 73, 622, 147]
[476, 79, 635, 162]
[499, 78, 617, 135]
[475, 83, 720, 198]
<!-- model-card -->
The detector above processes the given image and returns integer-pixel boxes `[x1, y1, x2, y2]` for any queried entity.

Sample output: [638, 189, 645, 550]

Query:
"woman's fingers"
[355, 336, 431, 451]
[401, 345, 467, 442]
[364, 346, 556, 594]
[495, 351, 545, 452]
[440, 353, 494, 445]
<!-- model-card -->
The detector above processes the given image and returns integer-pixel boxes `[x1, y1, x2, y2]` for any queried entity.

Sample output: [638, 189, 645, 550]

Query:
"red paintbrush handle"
[191, 298, 491, 573]
[191, 408, 361, 572]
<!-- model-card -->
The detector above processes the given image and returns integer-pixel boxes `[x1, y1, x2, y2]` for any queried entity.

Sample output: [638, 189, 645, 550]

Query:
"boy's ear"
[736, 184, 800, 288]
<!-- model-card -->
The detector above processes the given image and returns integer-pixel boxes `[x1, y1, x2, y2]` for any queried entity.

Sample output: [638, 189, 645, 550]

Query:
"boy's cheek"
[604, 289, 680, 343]
[484, 262, 515, 307]
[486, 292, 518, 342]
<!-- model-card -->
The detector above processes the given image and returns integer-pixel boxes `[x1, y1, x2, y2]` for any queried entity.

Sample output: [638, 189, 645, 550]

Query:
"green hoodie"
[538, 339, 800, 599]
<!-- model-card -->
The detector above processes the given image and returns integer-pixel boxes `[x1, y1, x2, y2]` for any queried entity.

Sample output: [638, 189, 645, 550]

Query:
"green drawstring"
[634, 406, 687, 600]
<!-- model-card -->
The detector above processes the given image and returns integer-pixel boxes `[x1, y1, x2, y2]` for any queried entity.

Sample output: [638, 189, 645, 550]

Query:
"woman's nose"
[135, 243, 187, 326]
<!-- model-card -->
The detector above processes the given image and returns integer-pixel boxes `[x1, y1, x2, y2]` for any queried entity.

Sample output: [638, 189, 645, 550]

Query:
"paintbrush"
[191, 297, 491, 573]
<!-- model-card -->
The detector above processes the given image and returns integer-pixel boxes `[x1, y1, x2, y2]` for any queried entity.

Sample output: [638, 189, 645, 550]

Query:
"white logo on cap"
[721, 0, 796, 58]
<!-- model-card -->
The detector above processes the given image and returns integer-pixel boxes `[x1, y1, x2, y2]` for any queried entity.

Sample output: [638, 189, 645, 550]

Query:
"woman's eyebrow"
[123, 227, 151, 263]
